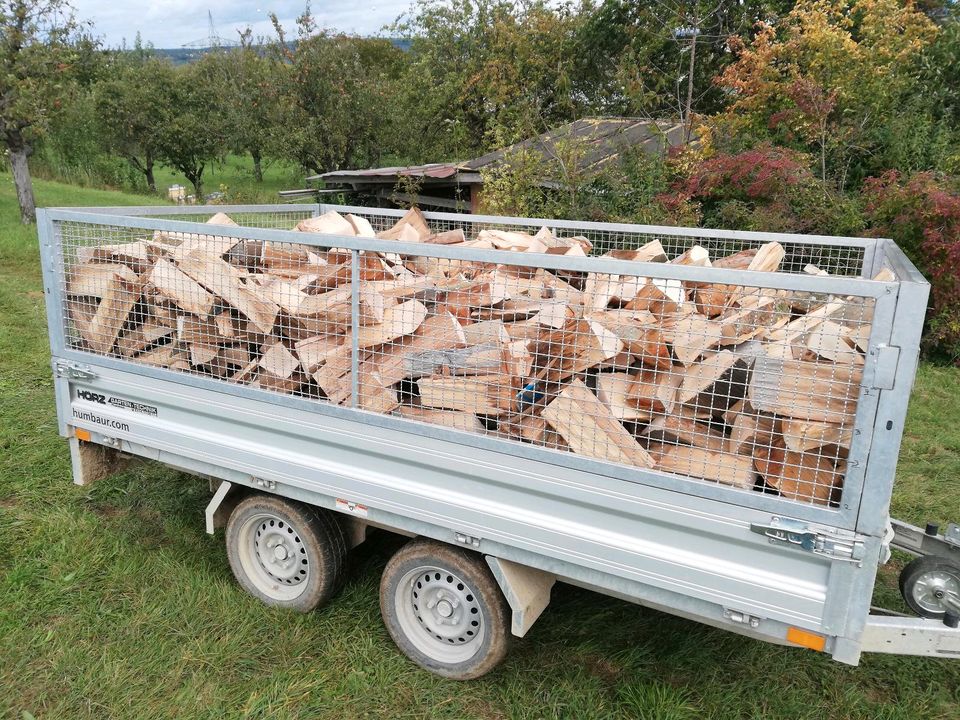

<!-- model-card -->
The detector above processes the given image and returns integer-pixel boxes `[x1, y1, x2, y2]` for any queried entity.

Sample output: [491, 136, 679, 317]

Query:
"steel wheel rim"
[395, 565, 485, 664]
[236, 512, 310, 601]
[911, 569, 960, 614]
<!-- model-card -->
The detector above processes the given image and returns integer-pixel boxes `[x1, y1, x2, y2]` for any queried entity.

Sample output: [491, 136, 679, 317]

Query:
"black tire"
[379, 539, 511, 680]
[899, 554, 960, 619]
[226, 494, 346, 613]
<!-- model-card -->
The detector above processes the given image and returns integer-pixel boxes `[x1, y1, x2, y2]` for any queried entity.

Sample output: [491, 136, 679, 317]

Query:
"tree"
[154, 63, 229, 199]
[96, 56, 174, 192]
[715, 0, 937, 190]
[197, 30, 284, 183]
[0, 0, 80, 223]
[576, 1, 792, 121]
[392, 0, 587, 160]
[270, 10, 405, 174]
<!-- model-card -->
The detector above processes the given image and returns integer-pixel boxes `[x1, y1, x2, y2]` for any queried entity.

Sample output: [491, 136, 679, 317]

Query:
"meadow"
[1, 174, 959, 719]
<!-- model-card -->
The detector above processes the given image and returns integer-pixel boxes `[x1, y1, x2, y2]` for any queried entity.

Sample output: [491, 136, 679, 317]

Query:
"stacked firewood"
[66, 208, 887, 507]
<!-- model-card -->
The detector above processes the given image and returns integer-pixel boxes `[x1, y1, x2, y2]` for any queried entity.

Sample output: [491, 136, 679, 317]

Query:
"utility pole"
[674, 22, 700, 143]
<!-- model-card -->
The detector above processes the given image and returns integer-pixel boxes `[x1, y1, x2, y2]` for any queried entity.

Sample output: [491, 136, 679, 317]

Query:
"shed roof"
[311, 118, 685, 187]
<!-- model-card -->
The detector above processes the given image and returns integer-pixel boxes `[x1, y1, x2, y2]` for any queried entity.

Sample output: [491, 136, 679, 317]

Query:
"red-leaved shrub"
[863, 171, 960, 363]
[660, 144, 862, 236]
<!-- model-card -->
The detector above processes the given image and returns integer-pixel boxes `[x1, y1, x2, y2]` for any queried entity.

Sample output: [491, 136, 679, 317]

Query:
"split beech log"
[356, 368, 399, 413]
[461, 319, 511, 347]
[747, 242, 785, 272]
[542, 380, 655, 468]
[68, 263, 139, 298]
[84, 275, 143, 354]
[177, 255, 279, 334]
[608, 325, 672, 370]
[625, 278, 684, 315]
[176, 315, 222, 365]
[753, 441, 841, 506]
[149, 259, 215, 316]
[424, 228, 466, 245]
[296, 211, 356, 236]
[670, 314, 723, 365]
[642, 409, 727, 452]
[676, 350, 749, 414]
[595, 372, 652, 421]
[727, 411, 778, 455]
[625, 369, 681, 415]
[294, 335, 344, 374]
[717, 297, 780, 346]
[117, 322, 174, 357]
[78, 240, 162, 274]
[259, 341, 300, 379]
[404, 344, 504, 378]
[397, 406, 486, 433]
[256, 370, 302, 394]
[379, 207, 430, 241]
[805, 320, 864, 366]
[355, 299, 428, 349]
[138, 344, 183, 368]
[750, 356, 862, 424]
[694, 284, 732, 317]
[606, 240, 668, 263]
[658, 445, 756, 489]
[417, 375, 516, 415]
[781, 418, 853, 452]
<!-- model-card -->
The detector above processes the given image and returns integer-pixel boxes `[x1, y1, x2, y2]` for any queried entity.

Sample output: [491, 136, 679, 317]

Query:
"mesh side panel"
[350, 209, 868, 277]
[58, 207, 879, 510]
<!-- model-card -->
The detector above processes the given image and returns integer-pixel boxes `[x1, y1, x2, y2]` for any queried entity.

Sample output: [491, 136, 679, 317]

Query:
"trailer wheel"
[899, 555, 960, 619]
[379, 539, 510, 680]
[226, 494, 346, 612]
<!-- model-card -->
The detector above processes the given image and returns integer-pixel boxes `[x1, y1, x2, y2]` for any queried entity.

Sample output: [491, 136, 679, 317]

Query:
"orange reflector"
[75, 428, 91, 442]
[786, 627, 826, 652]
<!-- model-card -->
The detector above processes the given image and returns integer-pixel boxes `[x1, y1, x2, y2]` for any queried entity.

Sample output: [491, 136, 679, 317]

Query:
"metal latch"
[750, 516, 865, 563]
[867, 344, 900, 390]
[55, 360, 97, 381]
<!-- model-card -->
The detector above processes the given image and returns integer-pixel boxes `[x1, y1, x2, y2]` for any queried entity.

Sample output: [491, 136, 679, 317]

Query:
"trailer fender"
[485, 556, 555, 638]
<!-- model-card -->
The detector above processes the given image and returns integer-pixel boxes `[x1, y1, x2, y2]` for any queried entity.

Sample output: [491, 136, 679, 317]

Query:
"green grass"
[1, 174, 960, 719]
[33, 153, 307, 204]
[150, 155, 307, 204]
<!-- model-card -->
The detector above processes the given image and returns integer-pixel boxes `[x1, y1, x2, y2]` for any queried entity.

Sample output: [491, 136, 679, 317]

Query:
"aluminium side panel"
[60, 361, 860, 641]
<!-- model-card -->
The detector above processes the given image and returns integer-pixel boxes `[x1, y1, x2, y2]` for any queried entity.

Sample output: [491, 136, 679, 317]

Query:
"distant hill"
[153, 37, 411, 65]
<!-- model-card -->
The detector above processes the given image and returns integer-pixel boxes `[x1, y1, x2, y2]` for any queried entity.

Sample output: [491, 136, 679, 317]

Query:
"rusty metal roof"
[311, 118, 685, 187]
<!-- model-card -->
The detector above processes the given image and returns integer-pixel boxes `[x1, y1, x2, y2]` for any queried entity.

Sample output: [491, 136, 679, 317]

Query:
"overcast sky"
[71, 1, 415, 48]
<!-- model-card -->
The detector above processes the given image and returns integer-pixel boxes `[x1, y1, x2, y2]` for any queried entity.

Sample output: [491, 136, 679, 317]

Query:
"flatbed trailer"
[38, 204, 960, 678]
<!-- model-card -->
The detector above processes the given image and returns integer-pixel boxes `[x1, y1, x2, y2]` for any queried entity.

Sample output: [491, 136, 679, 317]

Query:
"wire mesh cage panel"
[52, 205, 898, 513]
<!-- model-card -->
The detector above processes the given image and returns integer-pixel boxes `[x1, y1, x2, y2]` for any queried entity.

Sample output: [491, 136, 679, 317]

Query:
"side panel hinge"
[750, 516, 865, 563]
[55, 360, 97, 381]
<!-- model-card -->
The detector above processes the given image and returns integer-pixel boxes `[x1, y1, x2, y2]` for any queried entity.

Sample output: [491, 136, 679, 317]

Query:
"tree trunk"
[186, 170, 203, 201]
[252, 149, 263, 183]
[7, 132, 36, 225]
[145, 151, 156, 193]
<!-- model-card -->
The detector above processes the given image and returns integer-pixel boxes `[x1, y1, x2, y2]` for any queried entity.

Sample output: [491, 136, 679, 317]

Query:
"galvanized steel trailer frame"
[37, 203, 960, 664]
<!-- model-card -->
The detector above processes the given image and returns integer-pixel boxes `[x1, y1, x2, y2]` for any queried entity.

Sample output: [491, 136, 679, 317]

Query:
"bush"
[660, 144, 863, 236]
[862, 171, 960, 363]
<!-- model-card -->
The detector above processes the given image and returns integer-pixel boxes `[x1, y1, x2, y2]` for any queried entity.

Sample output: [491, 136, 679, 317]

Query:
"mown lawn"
[1, 174, 959, 719]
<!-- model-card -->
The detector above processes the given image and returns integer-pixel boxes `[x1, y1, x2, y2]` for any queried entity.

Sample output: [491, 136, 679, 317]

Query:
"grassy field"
[1, 174, 959, 719]
[33, 153, 307, 205]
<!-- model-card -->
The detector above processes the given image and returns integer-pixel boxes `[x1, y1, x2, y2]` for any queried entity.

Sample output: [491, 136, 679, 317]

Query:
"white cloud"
[71, 0, 414, 48]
